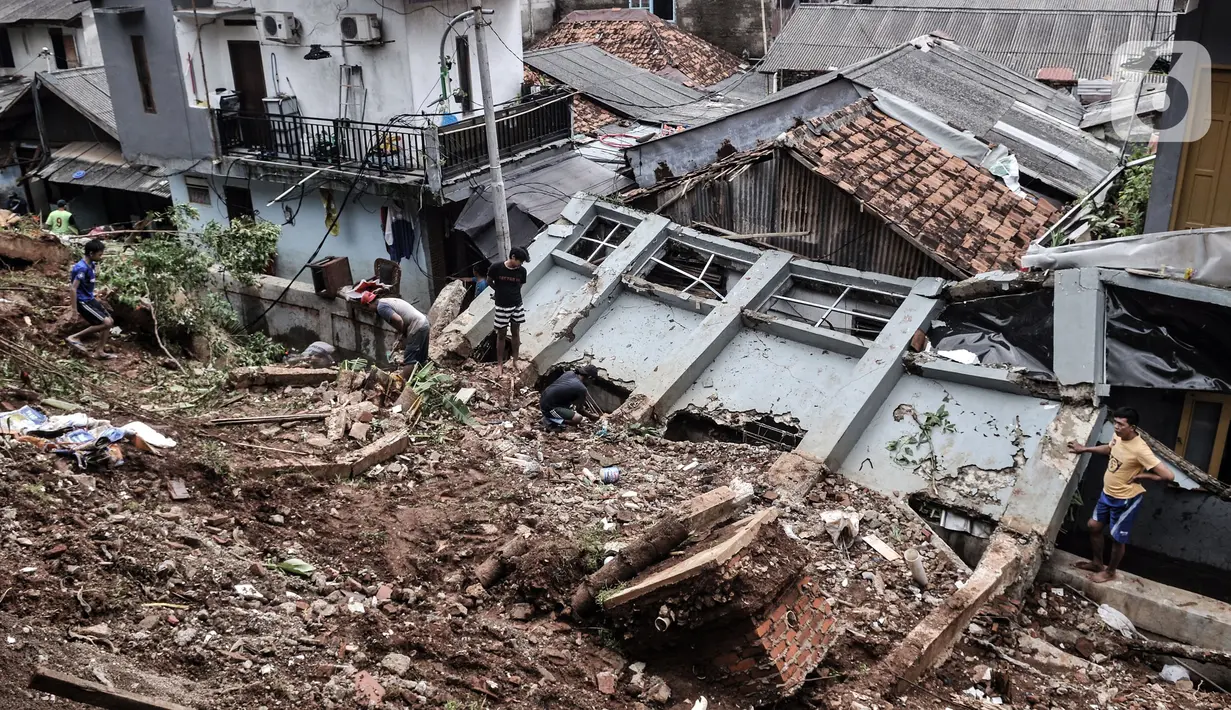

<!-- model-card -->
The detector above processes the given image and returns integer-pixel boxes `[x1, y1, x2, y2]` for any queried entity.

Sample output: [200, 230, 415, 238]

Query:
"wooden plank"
[602, 509, 778, 608]
[30, 667, 194, 710]
[862, 533, 902, 562]
[209, 413, 327, 426]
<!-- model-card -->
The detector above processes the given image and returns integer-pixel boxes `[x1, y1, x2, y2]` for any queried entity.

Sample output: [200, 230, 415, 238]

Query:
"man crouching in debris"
[365, 293, 429, 379]
[540, 364, 601, 430]
[1068, 407, 1174, 583]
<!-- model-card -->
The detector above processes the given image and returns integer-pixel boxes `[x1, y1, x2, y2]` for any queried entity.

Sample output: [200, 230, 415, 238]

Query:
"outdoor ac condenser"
[262, 12, 302, 44]
[340, 14, 382, 44]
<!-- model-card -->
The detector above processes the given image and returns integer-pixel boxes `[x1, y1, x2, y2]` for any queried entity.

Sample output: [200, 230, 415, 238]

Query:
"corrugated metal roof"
[36, 141, 172, 198]
[38, 66, 116, 139]
[839, 39, 1118, 194]
[852, 0, 1169, 10]
[0, 0, 82, 24]
[761, 5, 1175, 79]
[524, 43, 741, 126]
[0, 78, 32, 117]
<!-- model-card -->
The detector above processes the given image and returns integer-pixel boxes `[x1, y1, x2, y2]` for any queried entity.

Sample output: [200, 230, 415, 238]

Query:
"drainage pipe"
[904, 548, 929, 589]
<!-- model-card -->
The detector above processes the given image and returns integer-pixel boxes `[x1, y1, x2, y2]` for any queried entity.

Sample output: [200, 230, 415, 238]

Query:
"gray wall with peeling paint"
[561, 293, 707, 386]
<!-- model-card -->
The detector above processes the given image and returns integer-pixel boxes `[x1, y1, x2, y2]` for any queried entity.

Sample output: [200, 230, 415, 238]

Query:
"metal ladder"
[338, 65, 367, 121]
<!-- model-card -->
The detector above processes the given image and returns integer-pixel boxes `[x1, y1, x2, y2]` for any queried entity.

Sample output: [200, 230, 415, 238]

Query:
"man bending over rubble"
[1068, 407, 1174, 583]
[540, 364, 600, 430]
[365, 293, 429, 379]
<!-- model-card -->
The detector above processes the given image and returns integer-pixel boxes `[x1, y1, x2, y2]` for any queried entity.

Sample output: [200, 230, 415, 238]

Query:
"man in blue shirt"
[67, 239, 115, 360]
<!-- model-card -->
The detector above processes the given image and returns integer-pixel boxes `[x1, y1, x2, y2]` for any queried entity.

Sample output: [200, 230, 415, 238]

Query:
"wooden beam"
[30, 667, 194, 710]
[209, 413, 327, 426]
[1137, 429, 1231, 500]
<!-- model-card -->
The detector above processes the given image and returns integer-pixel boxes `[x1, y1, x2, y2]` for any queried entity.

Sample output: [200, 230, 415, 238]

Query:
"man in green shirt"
[45, 199, 77, 235]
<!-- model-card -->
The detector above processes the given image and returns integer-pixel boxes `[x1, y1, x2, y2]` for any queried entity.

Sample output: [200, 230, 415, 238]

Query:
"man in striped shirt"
[487, 247, 529, 376]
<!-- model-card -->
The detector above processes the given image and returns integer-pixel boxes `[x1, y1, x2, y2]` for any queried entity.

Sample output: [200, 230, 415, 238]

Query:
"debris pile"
[1, 402, 176, 470]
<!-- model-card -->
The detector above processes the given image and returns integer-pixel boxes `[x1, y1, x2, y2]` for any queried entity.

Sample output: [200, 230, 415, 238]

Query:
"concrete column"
[1053, 268, 1105, 388]
[795, 278, 946, 470]
[998, 402, 1103, 542]
[521, 213, 672, 374]
[614, 250, 795, 423]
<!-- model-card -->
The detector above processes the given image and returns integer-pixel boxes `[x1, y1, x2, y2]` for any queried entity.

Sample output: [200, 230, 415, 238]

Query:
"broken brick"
[596, 671, 618, 695]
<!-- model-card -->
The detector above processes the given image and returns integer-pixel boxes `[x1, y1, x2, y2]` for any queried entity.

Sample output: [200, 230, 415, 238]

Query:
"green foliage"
[886, 404, 956, 491]
[98, 206, 282, 364]
[200, 440, 231, 478]
[406, 363, 474, 425]
[201, 217, 280, 286]
[1087, 151, 1154, 241]
[595, 583, 627, 605]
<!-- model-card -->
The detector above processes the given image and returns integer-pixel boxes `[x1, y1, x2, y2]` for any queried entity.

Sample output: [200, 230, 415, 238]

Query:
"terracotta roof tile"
[783, 97, 1056, 274]
[526, 66, 623, 135]
[533, 9, 740, 88]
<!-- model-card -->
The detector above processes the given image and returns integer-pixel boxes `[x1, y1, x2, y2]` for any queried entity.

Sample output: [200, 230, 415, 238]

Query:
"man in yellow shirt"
[1069, 407, 1174, 583]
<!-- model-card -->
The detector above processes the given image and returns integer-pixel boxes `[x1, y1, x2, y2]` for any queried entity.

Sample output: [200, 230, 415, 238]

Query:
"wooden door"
[1172, 69, 1231, 230]
[227, 41, 267, 114]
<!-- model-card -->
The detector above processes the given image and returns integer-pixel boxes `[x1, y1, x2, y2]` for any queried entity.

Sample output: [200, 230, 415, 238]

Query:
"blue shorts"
[1094, 492, 1144, 544]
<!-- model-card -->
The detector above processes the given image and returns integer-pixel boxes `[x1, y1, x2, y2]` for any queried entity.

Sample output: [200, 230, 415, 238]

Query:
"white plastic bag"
[122, 421, 177, 448]
[1097, 603, 1138, 639]
[1160, 664, 1190, 684]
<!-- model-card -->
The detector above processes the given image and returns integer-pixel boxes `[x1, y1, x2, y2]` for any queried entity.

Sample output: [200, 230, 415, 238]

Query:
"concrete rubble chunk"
[229, 365, 337, 390]
[596, 670, 618, 695]
[379, 653, 412, 677]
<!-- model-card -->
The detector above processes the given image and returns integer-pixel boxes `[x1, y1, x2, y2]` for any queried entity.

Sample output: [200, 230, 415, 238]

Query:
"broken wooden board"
[210, 413, 327, 426]
[602, 508, 778, 608]
[30, 666, 193, 710]
[342, 430, 411, 477]
[862, 533, 901, 562]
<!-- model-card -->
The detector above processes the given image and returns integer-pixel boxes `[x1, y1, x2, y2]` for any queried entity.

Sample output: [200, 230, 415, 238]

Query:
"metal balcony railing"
[212, 111, 431, 176]
[210, 89, 573, 184]
[438, 90, 572, 179]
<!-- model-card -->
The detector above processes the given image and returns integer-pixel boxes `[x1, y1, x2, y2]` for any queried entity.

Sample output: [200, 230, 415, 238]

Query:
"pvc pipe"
[904, 548, 929, 589]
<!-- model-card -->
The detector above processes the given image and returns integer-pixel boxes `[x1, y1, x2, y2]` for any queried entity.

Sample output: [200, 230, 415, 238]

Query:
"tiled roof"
[0, 0, 81, 24]
[760, 4, 1174, 80]
[524, 43, 738, 126]
[525, 65, 629, 135]
[784, 98, 1058, 274]
[534, 9, 741, 88]
[37, 66, 116, 139]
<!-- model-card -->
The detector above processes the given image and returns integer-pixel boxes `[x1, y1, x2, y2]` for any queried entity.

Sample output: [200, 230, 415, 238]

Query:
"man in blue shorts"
[1069, 407, 1174, 583]
[67, 239, 116, 360]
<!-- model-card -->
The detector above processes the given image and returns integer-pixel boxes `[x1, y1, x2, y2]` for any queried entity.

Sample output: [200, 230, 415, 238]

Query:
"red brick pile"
[534, 9, 741, 87]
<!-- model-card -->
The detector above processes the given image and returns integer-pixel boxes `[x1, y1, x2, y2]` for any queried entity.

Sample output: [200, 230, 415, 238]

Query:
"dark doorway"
[47, 28, 72, 70]
[455, 36, 473, 113]
[225, 185, 255, 221]
[228, 41, 267, 114]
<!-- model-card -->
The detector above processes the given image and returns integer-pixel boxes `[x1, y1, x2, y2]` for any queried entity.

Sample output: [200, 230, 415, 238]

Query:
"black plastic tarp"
[928, 291, 1055, 379]
[1106, 287, 1231, 391]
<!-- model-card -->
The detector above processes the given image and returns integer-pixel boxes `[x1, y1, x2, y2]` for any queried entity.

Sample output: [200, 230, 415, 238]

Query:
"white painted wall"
[174, 14, 262, 108]
[168, 174, 434, 312]
[178, 0, 524, 123]
[0, 21, 100, 76]
[520, 0, 557, 44]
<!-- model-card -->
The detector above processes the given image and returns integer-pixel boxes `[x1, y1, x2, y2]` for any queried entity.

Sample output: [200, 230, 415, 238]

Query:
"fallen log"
[570, 484, 752, 617]
[475, 534, 531, 589]
[30, 666, 193, 710]
[1120, 638, 1231, 669]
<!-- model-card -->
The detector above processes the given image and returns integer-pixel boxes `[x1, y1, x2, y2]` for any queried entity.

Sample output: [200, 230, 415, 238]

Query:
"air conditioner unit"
[262, 12, 302, 44]
[340, 14, 382, 44]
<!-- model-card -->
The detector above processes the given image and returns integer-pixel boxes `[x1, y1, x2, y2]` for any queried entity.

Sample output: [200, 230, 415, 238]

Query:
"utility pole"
[471, 0, 512, 261]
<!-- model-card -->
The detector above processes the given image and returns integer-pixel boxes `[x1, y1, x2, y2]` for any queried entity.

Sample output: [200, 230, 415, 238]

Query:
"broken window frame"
[760, 273, 904, 338]
[1176, 392, 1231, 480]
[566, 216, 634, 266]
[640, 236, 755, 304]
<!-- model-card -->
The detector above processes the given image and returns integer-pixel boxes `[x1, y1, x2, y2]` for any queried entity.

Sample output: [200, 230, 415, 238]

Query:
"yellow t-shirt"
[1104, 434, 1160, 499]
